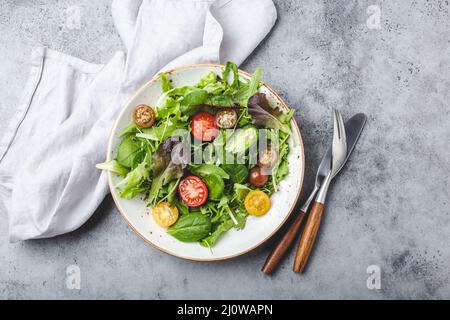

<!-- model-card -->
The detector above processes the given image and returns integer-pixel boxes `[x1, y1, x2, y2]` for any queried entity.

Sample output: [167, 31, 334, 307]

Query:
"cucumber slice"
[225, 126, 258, 154]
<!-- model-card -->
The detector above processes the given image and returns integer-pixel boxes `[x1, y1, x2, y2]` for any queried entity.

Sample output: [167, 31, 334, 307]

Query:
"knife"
[261, 113, 367, 275]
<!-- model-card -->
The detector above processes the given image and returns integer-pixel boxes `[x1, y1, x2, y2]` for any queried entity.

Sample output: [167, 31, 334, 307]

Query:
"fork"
[293, 109, 347, 273]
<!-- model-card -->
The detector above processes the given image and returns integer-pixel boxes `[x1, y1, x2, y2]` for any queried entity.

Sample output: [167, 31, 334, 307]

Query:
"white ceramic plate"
[107, 64, 304, 261]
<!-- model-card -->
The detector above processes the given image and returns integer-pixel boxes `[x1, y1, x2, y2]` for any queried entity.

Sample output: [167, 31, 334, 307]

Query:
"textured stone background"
[0, 0, 449, 299]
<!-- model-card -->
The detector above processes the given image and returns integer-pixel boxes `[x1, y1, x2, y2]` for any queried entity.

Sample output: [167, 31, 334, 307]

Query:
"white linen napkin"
[0, 0, 276, 241]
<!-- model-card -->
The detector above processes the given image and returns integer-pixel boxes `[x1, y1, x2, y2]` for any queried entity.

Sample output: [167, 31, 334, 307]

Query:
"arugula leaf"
[96, 160, 129, 176]
[199, 191, 249, 247]
[222, 61, 239, 89]
[137, 115, 186, 143]
[167, 213, 211, 242]
[200, 219, 234, 248]
[246, 67, 261, 100]
[234, 209, 248, 229]
[175, 199, 190, 216]
[276, 160, 289, 181]
[157, 178, 180, 204]
[160, 73, 173, 92]
[238, 66, 261, 106]
[154, 95, 180, 119]
[271, 132, 290, 190]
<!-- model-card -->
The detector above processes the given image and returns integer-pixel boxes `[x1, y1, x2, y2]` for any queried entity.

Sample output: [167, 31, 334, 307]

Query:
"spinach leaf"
[188, 164, 230, 179]
[167, 213, 211, 242]
[221, 164, 248, 184]
[116, 135, 144, 169]
[203, 174, 225, 200]
[96, 160, 129, 176]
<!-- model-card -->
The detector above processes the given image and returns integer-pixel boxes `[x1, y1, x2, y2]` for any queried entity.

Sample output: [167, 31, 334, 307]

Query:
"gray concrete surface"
[0, 0, 449, 299]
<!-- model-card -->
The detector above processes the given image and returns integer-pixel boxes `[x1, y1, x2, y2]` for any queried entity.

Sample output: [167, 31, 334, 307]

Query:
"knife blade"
[299, 113, 367, 212]
[320, 113, 366, 181]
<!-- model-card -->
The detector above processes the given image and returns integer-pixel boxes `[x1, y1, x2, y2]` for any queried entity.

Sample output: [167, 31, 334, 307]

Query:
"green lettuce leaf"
[116, 156, 150, 199]
[116, 135, 144, 169]
[96, 160, 129, 176]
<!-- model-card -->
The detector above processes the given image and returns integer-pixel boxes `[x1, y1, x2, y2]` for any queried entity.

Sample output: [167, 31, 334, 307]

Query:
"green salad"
[97, 62, 294, 248]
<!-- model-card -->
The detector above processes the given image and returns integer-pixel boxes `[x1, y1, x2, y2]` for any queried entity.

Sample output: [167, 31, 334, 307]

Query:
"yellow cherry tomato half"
[244, 190, 271, 216]
[152, 202, 179, 227]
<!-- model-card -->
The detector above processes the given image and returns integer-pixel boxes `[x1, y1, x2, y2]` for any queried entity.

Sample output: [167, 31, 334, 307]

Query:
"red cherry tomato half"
[178, 176, 209, 207]
[191, 112, 218, 142]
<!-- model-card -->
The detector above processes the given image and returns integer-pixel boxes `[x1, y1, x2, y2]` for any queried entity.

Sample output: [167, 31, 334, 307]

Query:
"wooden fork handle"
[293, 202, 325, 273]
[261, 211, 306, 275]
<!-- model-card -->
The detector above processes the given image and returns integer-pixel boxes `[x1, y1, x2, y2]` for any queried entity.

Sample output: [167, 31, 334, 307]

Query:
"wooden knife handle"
[261, 211, 306, 275]
[293, 202, 325, 273]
